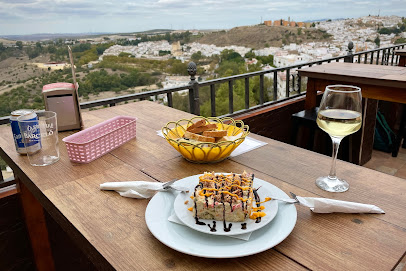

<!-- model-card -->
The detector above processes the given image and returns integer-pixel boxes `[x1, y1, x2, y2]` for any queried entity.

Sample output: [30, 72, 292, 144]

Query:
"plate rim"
[145, 174, 297, 258]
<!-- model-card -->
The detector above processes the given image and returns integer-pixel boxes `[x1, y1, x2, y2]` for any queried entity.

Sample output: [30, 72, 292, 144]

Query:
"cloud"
[0, 0, 404, 35]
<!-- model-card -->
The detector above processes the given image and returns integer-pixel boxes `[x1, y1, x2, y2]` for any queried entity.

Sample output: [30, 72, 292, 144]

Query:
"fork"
[270, 196, 298, 203]
[162, 179, 178, 189]
[289, 192, 300, 203]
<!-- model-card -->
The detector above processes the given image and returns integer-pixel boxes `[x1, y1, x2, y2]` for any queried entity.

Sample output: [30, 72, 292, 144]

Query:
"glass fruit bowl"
[162, 116, 249, 163]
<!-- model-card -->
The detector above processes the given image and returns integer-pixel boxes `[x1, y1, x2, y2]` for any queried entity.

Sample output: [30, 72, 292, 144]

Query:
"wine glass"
[316, 85, 362, 192]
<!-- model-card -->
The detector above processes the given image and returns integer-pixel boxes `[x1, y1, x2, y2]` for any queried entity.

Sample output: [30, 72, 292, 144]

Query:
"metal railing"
[0, 42, 405, 124]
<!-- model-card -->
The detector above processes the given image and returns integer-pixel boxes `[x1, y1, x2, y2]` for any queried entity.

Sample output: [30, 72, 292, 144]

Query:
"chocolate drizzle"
[194, 202, 206, 225]
[194, 187, 206, 225]
[208, 221, 217, 232]
[195, 217, 206, 225]
[223, 220, 232, 232]
[241, 223, 247, 230]
[221, 199, 232, 232]
[253, 188, 262, 223]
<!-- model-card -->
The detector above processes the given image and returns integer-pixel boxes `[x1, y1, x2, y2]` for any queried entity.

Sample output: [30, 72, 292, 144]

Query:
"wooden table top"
[1, 101, 406, 271]
[298, 62, 406, 89]
[395, 49, 406, 56]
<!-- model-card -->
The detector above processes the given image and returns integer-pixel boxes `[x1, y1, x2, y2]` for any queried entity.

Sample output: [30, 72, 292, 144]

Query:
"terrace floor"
[364, 147, 406, 179]
[363, 148, 406, 271]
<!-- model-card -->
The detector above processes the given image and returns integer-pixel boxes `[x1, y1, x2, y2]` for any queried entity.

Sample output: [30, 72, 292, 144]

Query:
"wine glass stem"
[328, 136, 343, 180]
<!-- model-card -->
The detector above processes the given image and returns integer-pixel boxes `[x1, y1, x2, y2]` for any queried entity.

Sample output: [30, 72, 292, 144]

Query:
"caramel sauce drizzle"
[198, 189, 253, 202]
[197, 173, 254, 202]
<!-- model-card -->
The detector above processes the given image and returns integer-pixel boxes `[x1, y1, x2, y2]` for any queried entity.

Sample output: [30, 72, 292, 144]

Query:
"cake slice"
[192, 172, 254, 222]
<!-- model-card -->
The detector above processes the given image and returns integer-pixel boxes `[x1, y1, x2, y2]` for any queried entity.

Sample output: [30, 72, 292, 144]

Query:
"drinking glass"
[316, 85, 362, 192]
[18, 111, 60, 166]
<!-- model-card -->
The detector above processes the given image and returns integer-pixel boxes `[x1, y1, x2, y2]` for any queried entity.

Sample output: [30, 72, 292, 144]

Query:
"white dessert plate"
[173, 174, 278, 235]
[145, 174, 297, 258]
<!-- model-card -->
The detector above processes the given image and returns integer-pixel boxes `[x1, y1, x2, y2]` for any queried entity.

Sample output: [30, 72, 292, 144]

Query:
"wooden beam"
[18, 178, 55, 271]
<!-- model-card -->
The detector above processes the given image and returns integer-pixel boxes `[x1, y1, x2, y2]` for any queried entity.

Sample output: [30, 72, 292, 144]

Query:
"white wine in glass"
[315, 85, 362, 192]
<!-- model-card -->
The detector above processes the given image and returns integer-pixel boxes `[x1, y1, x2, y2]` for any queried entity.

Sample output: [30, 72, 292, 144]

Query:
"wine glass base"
[316, 176, 349, 192]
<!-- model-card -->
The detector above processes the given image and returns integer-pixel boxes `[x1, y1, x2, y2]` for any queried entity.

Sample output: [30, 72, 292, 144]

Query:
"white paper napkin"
[156, 130, 267, 157]
[100, 181, 188, 199]
[168, 211, 252, 241]
[296, 196, 385, 214]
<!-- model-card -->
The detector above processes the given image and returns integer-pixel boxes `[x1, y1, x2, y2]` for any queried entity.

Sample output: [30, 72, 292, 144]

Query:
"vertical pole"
[193, 83, 200, 115]
[210, 84, 216, 117]
[298, 67, 302, 94]
[244, 77, 250, 109]
[259, 74, 264, 104]
[381, 48, 385, 65]
[228, 80, 234, 114]
[390, 48, 395, 66]
[187, 62, 199, 115]
[376, 50, 380, 64]
[273, 71, 278, 101]
[188, 88, 195, 114]
[344, 41, 354, 63]
[167, 92, 173, 107]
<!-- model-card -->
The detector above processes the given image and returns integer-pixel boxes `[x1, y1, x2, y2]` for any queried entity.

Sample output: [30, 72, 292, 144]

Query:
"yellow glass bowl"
[162, 116, 249, 163]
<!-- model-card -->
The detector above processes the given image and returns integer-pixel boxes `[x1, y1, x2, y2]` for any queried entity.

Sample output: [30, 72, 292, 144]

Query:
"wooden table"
[1, 101, 406, 271]
[395, 49, 406, 66]
[299, 62, 406, 163]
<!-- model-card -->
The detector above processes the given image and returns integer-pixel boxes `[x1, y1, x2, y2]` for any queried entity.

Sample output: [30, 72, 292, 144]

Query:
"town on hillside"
[0, 15, 405, 117]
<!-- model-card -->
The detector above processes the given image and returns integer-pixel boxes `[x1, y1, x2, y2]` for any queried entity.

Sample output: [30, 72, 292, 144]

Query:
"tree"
[395, 38, 406, 44]
[35, 42, 42, 49]
[165, 32, 172, 42]
[220, 49, 244, 63]
[96, 46, 107, 55]
[374, 35, 380, 47]
[0, 42, 4, 52]
[256, 55, 274, 66]
[26, 47, 40, 59]
[244, 50, 255, 59]
[47, 45, 56, 54]
[191, 51, 203, 62]
[16, 41, 23, 50]
[168, 62, 188, 75]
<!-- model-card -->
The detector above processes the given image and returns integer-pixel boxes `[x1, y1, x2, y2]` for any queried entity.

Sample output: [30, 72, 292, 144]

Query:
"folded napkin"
[168, 211, 252, 241]
[100, 181, 188, 199]
[296, 196, 385, 214]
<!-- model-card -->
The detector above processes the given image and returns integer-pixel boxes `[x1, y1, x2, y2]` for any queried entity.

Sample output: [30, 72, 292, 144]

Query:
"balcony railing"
[0, 42, 405, 125]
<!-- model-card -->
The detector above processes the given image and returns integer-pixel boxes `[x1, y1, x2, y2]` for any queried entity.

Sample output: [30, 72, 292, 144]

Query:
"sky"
[0, 0, 405, 35]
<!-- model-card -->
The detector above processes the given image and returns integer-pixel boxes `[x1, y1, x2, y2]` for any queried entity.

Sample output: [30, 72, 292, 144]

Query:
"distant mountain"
[0, 29, 176, 41]
[196, 24, 332, 49]
[125, 29, 172, 35]
[0, 32, 111, 41]
[303, 18, 345, 22]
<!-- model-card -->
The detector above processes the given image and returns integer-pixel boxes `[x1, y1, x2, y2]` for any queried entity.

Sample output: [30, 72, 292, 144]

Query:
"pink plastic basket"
[62, 116, 137, 163]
